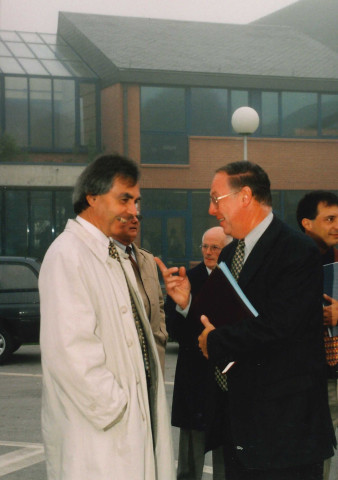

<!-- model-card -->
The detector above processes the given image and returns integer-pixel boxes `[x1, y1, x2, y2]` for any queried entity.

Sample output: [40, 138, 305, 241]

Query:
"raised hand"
[155, 257, 191, 310]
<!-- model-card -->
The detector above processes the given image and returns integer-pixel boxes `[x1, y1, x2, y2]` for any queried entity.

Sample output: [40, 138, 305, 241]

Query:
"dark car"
[0, 257, 41, 363]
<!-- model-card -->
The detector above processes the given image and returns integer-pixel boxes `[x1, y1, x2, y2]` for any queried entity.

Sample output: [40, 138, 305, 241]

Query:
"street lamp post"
[231, 107, 259, 161]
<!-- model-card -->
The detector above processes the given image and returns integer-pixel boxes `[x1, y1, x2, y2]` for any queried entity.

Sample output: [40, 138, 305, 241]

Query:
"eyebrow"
[119, 193, 141, 201]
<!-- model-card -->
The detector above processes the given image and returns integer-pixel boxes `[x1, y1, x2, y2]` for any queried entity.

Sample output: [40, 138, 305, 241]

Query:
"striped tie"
[215, 239, 246, 391]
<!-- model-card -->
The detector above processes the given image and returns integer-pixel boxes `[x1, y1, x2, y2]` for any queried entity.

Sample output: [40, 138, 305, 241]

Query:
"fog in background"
[0, 0, 298, 33]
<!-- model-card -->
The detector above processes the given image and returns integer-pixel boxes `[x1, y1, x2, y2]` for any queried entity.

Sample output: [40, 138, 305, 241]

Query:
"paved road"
[0, 344, 337, 479]
[0, 343, 214, 479]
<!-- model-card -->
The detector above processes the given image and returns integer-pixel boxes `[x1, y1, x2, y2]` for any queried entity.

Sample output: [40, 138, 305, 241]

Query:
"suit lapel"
[238, 216, 283, 290]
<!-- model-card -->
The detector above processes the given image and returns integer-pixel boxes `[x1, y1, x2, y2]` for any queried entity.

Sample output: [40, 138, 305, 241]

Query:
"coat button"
[121, 305, 128, 314]
[127, 339, 133, 347]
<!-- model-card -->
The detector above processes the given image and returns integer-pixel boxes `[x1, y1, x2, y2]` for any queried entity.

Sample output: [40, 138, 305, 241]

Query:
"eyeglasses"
[209, 191, 239, 205]
[200, 244, 222, 252]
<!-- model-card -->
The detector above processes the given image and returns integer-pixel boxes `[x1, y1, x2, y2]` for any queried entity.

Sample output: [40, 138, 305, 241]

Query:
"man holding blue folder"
[156, 162, 335, 480]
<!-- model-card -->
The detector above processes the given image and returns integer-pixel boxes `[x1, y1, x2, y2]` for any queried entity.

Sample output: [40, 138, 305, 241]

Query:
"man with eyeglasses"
[112, 212, 168, 375]
[157, 161, 335, 480]
[165, 226, 230, 480]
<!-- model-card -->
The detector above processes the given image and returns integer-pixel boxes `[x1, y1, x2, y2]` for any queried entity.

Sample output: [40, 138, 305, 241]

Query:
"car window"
[0, 264, 38, 290]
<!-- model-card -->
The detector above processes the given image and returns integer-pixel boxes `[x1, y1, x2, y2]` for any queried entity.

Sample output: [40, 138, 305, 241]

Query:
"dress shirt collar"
[76, 215, 109, 249]
[243, 211, 274, 262]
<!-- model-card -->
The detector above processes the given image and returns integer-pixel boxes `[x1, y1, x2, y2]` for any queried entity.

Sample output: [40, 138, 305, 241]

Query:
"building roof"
[58, 12, 338, 91]
[0, 30, 97, 78]
[253, 0, 338, 54]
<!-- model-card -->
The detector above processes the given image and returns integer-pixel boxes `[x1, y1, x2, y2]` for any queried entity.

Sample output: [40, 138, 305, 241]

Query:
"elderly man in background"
[165, 226, 231, 480]
[39, 154, 175, 480]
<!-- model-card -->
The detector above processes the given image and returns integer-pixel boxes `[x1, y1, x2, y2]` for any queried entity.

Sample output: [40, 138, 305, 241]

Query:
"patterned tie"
[230, 239, 246, 281]
[108, 241, 151, 386]
[215, 239, 246, 391]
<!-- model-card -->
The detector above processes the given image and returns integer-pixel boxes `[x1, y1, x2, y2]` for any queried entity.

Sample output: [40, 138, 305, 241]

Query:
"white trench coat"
[39, 219, 175, 480]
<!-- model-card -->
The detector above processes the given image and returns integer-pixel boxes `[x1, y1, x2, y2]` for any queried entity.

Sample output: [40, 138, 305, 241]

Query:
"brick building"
[0, 1, 337, 265]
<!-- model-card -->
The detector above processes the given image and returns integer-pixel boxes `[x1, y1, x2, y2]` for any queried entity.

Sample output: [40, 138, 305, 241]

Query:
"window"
[80, 83, 97, 146]
[0, 263, 38, 291]
[54, 79, 75, 149]
[231, 90, 249, 114]
[4, 190, 29, 256]
[261, 92, 279, 136]
[191, 88, 228, 136]
[321, 94, 338, 136]
[282, 92, 318, 137]
[5, 77, 28, 145]
[30, 78, 52, 148]
[140, 86, 188, 164]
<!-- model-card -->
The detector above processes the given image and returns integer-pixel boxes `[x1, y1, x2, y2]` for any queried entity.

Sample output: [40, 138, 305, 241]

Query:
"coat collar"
[65, 219, 111, 264]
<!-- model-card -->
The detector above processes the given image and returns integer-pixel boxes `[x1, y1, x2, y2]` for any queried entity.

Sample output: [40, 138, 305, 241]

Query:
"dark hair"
[72, 154, 140, 215]
[296, 190, 338, 231]
[216, 161, 272, 206]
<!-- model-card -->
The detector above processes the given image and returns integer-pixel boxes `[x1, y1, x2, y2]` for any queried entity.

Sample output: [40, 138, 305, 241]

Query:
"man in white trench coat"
[39, 154, 175, 480]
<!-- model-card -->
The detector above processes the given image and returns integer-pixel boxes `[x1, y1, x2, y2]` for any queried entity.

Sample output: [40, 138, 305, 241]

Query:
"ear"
[86, 194, 97, 207]
[241, 186, 252, 206]
[301, 218, 312, 232]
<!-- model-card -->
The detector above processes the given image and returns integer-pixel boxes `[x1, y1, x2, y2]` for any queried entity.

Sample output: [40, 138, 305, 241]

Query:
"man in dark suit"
[112, 213, 168, 375]
[157, 161, 336, 480]
[165, 226, 230, 480]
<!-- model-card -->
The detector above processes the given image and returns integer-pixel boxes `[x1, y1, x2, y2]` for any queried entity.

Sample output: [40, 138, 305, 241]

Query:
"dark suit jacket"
[206, 216, 336, 469]
[165, 262, 211, 430]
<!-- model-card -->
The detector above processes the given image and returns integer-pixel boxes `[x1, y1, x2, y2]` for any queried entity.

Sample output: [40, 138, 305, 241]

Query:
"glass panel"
[42, 59, 71, 76]
[0, 263, 38, 290]
[191, 88, 227, 136]
[5, 76, 28, 146]
[19, 32, 43, 43]
[55, 190, 74, 236]
[6, 42, 34, 57]
[282, 92, 317, 137]
[30, 191, 53, 260]
[321, 94, 338, 136]
[79, 83, 97, 146]
[191, 191, 218, 258]
[282, 190, 310, 229]
[0, 56, 24, 73]
[141, 189, 188, 211]
[19, 58, 48, 75]
[54, 79, 75, 148]
[0, 32, 20, 41]
[141, 86, 186, 132]
[30, 78, 52, 148]
[271, 191, 282, 218]
[167, 217, 186, 261]
[0, 41, 11, 56]
[40, 34, 64, 45]
[231, 90, 249, 114]
[141, 217, 162, 257]
[4, 190, 29, 256]
[29, 43, 55, 59]
[141, 133, 188, 164]
[261, 91, 279, 136]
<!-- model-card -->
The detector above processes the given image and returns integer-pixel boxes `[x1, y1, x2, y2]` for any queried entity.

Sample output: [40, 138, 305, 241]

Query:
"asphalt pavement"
[0, 344, 337, 479]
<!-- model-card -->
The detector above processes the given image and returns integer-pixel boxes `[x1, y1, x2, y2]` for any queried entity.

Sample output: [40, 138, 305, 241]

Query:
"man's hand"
[155, 257, 191, 310]
[198, 315, 216, 359]
[323, 294, 338, 327]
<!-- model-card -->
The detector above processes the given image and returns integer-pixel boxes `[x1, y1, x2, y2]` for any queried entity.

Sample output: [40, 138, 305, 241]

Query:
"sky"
[0, 0, 299, 33]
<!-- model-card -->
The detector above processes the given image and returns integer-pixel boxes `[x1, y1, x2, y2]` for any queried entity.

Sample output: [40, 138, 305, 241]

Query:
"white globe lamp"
[231, 107, 259, 161]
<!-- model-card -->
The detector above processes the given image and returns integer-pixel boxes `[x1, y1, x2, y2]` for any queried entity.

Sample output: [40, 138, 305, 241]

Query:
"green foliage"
[0, 133, 21, 161]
